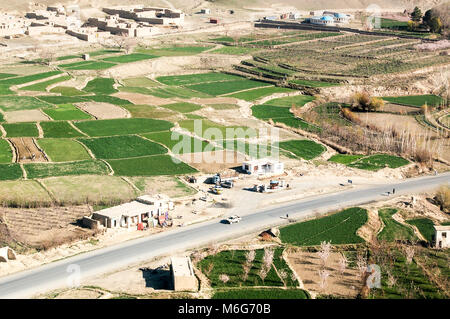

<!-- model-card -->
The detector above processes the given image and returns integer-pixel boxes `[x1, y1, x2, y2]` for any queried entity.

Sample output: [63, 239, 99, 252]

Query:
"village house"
[91, 194, 174, 229]
[170, 256, 198, 291]
[102, 6, 184, 25]
[433, 225, 450, 249]
[242, 158, 284, 176]
[87, 16, 153, 37]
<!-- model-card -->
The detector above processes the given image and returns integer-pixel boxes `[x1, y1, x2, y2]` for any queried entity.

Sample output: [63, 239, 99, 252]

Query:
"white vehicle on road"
[226, 215, 242, 224]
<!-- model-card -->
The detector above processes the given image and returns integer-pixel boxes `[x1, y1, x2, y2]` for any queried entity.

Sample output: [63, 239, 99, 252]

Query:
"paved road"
[0, 173, 448, 298]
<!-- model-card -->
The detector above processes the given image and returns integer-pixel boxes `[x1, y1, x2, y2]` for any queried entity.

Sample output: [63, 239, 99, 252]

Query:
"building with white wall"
[433, 225, 449, 248]
[242, 159, 284, 176]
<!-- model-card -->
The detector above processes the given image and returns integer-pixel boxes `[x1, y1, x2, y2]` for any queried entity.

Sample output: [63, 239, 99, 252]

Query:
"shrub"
[350, 92, 384, 112]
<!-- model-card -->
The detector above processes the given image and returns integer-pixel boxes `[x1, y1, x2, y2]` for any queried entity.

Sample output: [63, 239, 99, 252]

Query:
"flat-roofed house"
[433, 225, 450, 248]
[170, 256, 197, 291]
[242, 158, 284, 176]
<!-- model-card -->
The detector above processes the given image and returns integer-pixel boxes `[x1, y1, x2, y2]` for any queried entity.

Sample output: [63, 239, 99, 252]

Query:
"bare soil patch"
[4, 110, 50, 123]
[10, 137, 47, 163]
[76, 102, 129, 120]
[0, 205, 93, 248]
[112, 92, 173, 106]
[177, 150, 245, 174]
[287, 250, 363, 298]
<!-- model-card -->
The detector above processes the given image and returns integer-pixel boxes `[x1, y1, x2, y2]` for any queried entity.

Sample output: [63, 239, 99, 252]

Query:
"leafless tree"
[204, 262, 214, 276]
[262, 247, 275, 270]
[242, 263, 251, 282]
[279, 269, 288, 288]
[245, 250, 256, 265]
[258, 266, 268, 284]
[318, 241, 332, 268]
[404, 246, 415, 265]
[338, 252, 348, 275]
[318, 269, 330, 290]
[219, 274, 230, 284]
[356, 251, 368, 280]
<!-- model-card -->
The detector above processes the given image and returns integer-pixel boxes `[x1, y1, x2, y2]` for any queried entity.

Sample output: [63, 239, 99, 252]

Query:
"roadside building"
[91, 194, 174, 229]
[170, 257, 197, 291]
[310, 15, 335, 26]
[433, 225, 450, 248]
[242, 158, 284, 175]
[200, 9, 211, 14]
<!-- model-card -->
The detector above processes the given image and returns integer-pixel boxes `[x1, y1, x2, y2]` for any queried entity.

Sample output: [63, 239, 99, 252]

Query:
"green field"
[40, 121, 84, 138]
[406, 218, 435, 243]
[377, 208, 418, 242]
[289, 79, 339, 88]
[212, 288, 309, 299]
[279, 139, 325, 160]
[0, 139, 13, 163]
[187, 79, 271, 96]
[348, 154, 409, 171]
[199, 248, 297, 288]
[142, 131, 216, 154]
[74, 118, 173, 137]
[137, 45, 213, 56]
[24, 160, 110, 179]
[122, 104, 177, 119]
[37, 139, 91, 162]
[380, 18, 409, 29]
[228, 86, 295, 101]
[0, 71, 62, 86]
[179, 119, 253, 140]
[0, 96, 52, 111]
[84, 95, 132, 106]
[382, 95, 444, 107]
[37, 95, 88, 105]
[156, 72, 242, 86]
[121, 77, 158, 87]
[0, 163, 22, 180]
[2, 123, 38, 137]
[42, 175, 136, 205]
[130, 176, 197, 198]
[107, 155, 197, 176]
[280, 207, 368, 246]
[83, 78, 117, 95]
[88, 49, 122, 57]
[252, 104, 292, 119]
[0, 85, 14, 96]
[79, 135, 167, 159]
[19, 75, 71, 92]
[160, 102, 202, 113]
[328, 154, 365, 165]
[102, 53, 158, 63]
[210, 46, 259, 55]
[66, 61, 117, 70]
[43, 104, 91, 121]
[263, 95, 315, 107]
[0, 73, 17, 80]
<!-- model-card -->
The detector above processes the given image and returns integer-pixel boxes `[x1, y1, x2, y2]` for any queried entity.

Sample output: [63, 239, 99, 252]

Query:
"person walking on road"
[393, 188, 395, 194]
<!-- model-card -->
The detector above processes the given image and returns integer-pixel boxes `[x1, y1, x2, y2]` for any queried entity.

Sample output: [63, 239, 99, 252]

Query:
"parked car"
[221, 180, 234, 188]
[226, 215, 242, 224]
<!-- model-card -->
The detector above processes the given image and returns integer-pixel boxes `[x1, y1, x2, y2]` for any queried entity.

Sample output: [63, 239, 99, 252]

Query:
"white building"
[171, 257, 197, 291]
[242, 159, 284, 175]
[433, 225, 449, 249]
[92, 194, 174, 229]
[310, 15, 335, 26]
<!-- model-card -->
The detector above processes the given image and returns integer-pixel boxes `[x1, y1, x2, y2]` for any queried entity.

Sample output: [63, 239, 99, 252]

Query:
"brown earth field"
[10, 137, 48, 163]
[76, 102, 129, 120]
[177, 150, 246, 174]
[288, 250, 363, 298]
[3, 110, 50, 123]
[112, 92, 174, 106]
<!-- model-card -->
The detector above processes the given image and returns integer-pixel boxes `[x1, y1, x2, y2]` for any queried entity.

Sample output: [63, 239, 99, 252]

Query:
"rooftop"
[171, 257, 195, 277]
[434, 225, 450, 231]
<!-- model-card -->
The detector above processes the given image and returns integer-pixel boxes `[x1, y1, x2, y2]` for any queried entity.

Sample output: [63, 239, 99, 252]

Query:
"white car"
[226, 215, 242, 224]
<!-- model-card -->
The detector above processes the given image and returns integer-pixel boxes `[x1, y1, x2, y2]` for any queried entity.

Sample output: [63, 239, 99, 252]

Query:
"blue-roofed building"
[310, 15, 335, 25]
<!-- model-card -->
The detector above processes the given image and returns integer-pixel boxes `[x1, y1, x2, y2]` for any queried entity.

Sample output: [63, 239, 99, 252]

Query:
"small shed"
[171, 257, 198, 291]
[201, 9, 211, 14]
[209, 18, 219, 24]
[82, 53, 90, 60]
[433, 225, 450, 248]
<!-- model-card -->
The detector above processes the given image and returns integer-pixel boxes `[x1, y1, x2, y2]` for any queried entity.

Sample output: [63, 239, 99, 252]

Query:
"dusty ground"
[3, 110, 50, 123]
[288, 250, 362, 298]
[10, 137, 48, 163]
[76, 102, 129, 119]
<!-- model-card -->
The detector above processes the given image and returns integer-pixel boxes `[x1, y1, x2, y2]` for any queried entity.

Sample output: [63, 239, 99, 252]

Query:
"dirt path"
[357, 209, 382, 243]
[36, 122, 44, 138]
